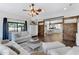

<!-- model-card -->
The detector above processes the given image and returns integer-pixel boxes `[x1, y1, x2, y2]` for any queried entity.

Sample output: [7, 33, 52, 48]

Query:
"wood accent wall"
[38, 16, 79, 46]
[63, 16, 78, 47]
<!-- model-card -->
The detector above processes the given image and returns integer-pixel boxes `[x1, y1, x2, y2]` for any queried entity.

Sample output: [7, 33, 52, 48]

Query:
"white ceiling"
[0, 3, 79, 20]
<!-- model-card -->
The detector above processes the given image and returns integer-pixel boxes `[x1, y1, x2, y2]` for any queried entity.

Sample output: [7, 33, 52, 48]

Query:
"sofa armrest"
[5, 41, 30, 55]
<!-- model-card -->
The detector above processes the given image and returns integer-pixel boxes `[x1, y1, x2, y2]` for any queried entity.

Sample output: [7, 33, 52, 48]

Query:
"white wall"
[27, 19, 38, 36]
[0, 18, 3, 40]
[64, 5, 79, 17]
[29, 25, 38, 36]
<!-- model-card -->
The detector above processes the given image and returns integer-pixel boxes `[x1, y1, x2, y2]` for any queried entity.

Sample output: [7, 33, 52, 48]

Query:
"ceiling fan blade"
[24, 3, 43, 16]
[37, 9, 42, 12]
[35, 12, 39, 15]
[23, 9, 30, 11]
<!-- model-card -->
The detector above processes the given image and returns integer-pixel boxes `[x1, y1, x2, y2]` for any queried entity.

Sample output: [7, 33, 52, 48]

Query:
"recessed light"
[64, 7, 67, 10]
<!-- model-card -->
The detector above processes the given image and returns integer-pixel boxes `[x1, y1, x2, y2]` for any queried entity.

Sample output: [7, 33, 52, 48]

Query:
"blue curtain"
[3, 17, 9, 40]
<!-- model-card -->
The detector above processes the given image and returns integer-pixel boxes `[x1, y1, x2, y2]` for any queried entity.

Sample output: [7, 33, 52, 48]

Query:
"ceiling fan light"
[24, 3, 43, 17]
[64, 7, 67, 10]
[32, 4, 34, 6]
[37, 9, 42, 12]
[36, 12, 39, 15]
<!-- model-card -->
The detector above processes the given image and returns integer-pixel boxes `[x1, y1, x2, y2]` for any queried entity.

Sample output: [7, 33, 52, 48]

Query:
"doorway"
[38, 21, 45, 41]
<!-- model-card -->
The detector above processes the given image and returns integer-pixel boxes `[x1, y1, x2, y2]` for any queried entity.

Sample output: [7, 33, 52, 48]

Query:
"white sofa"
[1, 40, 79, 55]
[3, 41, 30, 55]
[47, 46, 79, 55]
[41, 41, 66, 53]
[66, 46, 79, 55]
[47, 47, 71, 55]
[0, 40, 30, 55]
[0, 44, 10, 55]
[11, 31, 31, 43]
[41, 41, 79, 55]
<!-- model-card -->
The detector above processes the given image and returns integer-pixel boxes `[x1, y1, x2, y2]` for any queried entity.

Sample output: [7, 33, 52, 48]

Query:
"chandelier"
[23, 3, 43, 17]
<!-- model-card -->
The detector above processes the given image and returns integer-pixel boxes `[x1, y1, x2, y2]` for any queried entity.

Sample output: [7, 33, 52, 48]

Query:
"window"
[18, 23, 25, 32]
[8, 22, 25, 32]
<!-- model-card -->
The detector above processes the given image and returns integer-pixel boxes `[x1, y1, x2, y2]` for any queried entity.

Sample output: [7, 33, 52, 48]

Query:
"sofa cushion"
[5, 41, 30, 55]
[66, 46, 79, 55]
[41, 41, 65, 53]
[20, 31, 29, 37]
[15, 34, 21, 38]
[47, 47, 71, 55]
[47, 50, 58, 55]
[11, 31, 31, 43]
[15, 37, 32, 43]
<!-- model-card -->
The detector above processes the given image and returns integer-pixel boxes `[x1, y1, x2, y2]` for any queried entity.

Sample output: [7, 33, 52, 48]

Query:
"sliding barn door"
[63, 23, 77, 47]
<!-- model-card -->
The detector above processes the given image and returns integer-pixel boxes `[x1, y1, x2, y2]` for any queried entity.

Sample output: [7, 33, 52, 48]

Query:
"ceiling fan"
[23, 3, 42, 17]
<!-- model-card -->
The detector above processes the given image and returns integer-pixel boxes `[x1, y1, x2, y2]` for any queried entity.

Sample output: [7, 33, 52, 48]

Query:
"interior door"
[38, 21, 44, 39]
[63, 23, 77, 47]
